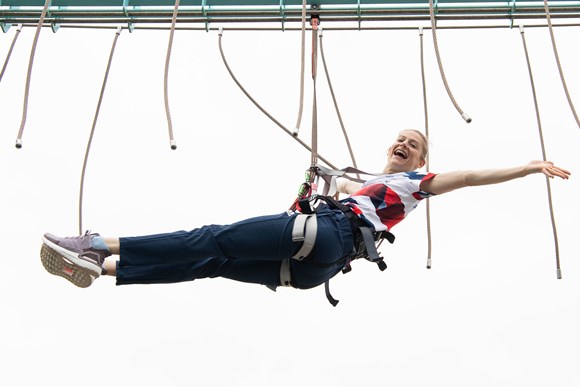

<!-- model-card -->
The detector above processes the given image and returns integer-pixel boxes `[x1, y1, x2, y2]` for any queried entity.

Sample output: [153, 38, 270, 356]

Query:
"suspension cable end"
[15, 139, 22, 149]
[461, 113, 472, 123]
[218, 27, 224, 36]
[318, 28, 323, 37]
[419, 27, 424, 36]
[292, 128, 300, 137]
[557, 268, 562, 279]
[170, 140, 177, 150]
[519, 25, 525, 34]
[426, 258, 432, 269]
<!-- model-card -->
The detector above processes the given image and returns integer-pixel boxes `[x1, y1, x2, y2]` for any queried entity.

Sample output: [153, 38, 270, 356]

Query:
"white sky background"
[0, 16, 579, 387]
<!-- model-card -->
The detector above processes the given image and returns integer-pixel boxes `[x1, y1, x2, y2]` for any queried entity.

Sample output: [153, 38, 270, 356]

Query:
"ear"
[417, 159, 426, 169]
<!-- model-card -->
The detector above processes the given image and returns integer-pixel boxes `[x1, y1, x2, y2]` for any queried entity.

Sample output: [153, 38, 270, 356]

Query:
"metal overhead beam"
[1, 1, 580, 28]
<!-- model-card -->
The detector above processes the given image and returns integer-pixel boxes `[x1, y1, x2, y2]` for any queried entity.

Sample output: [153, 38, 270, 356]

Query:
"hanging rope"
[419, 27, 434, 269]
[15, 0, 51, 149]
[518, 25, 562, 280]
[428, 0, 471, 124]
[217, 28, 337, 170]
[293, 0, 308, 136]
[319, 28, 360, 179]
[164, 0, 180, 150]
[543, 0, 580, 128]
[78, 27, 123, 235]
[0, 24, 23, 85]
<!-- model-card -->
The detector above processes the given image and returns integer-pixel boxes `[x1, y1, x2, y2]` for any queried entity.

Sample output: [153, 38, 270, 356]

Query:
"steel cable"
[419, 27, 434, 269]
[0, 24, 23, 85]
[217, 28, 337, 170]
[543, 0, 580, 128]
[519, 25, 562, 279]
[293, 0, 307, 136]
[428, 0, 471, 123]
[15, 0, 50, 149]
[319, 28, 360, 179]
[164, 0, 180, 150]
[78, 27, 122, 235]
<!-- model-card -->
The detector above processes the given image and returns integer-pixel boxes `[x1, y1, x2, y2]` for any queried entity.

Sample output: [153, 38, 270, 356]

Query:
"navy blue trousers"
[116, 207, 356, 289]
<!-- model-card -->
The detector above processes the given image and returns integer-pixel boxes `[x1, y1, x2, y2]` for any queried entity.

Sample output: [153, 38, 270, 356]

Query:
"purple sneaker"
[41, 231, 111, 288]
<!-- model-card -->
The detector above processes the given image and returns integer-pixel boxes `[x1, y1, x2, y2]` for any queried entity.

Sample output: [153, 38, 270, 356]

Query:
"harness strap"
[291, 213, 318, 261]
[280, 258, 292, 287]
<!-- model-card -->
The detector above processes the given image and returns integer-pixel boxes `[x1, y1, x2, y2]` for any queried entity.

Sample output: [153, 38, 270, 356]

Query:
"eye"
[410, 143, 417, 149]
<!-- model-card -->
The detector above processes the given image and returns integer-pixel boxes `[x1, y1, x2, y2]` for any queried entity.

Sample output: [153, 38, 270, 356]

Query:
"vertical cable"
[79, 27, 123, 235]
[519, 25, 562, 279]
[310, 17, 320, 168]
[164, 0, 180, 150]
[543, 0, 579, 128]
[293, 0, 308, 136]
[428, 0, 471, 123]
[0, 24, 23, 85]
[15, 0, 51, 149]
[419, 27, 433, 269]
[319, 28, 360, 179]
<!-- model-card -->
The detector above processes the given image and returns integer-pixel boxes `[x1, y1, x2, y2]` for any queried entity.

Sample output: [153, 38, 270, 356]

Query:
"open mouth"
[394, 149, 407, 159]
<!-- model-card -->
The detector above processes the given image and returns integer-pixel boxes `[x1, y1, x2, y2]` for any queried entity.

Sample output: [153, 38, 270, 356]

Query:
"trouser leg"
[116, 211, 297, 286]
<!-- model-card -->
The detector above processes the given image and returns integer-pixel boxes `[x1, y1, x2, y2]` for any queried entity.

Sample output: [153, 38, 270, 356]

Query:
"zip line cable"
[519, 25, 562, 280]
[428, 0, 471, 124]
[0, 24, 23, 85]
[543, 0, 580, 129]
[15, 0, 50, 149]
[419, 27, 434, 270]
[217, 28, 338, 170]
[164, 0, 180, 150]
[79, 27, 123, 235]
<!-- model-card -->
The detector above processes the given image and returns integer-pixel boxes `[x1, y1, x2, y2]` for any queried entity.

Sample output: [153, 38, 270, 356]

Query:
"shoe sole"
[42, 235, 103, 276]
[40, 243, 96, 288]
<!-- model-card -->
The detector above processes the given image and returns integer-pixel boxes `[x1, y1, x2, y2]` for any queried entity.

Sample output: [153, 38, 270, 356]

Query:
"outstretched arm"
[421, 160, 571, 195]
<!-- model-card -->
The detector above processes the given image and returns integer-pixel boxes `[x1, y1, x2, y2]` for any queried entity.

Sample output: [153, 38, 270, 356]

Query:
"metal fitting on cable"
[462, 112, 472, 123]
[170, 139, 177, 150]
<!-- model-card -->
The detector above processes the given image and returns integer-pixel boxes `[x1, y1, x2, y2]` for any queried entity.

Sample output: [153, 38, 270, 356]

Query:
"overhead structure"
[2, 0, 580, 29]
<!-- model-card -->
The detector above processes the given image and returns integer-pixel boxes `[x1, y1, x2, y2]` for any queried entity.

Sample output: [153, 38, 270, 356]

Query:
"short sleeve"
[407, 172, 437, 199]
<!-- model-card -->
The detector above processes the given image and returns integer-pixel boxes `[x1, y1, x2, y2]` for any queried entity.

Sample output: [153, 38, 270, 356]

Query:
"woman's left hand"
[528, 160, 571, 179]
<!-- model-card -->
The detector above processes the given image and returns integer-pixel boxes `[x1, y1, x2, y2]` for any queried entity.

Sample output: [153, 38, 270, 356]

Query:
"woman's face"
[386, 131, 426, 173]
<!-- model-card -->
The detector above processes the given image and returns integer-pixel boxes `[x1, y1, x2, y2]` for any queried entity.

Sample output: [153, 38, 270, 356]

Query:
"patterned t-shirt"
[340, 171, 436, 232]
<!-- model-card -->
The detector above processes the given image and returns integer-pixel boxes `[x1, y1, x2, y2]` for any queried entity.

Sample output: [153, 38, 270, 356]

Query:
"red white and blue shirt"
[340, 172, 436, 232]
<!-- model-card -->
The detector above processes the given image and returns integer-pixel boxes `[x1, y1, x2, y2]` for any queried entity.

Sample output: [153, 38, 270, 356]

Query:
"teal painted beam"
[1, 0, 580, 28]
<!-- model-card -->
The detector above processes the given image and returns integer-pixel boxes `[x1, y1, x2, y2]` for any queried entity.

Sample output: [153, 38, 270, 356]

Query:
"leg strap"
[291, 213, 318, 261]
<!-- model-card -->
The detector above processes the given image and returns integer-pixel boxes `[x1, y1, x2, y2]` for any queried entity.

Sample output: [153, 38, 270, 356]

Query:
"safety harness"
[273, 164, 395, 306]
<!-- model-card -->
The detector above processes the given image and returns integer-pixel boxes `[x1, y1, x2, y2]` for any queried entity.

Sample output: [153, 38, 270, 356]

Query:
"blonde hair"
[400, 129, 428, 161]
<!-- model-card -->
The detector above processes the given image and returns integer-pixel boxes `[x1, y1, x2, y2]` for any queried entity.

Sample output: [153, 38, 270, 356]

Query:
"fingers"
[544, 164, 571, 179]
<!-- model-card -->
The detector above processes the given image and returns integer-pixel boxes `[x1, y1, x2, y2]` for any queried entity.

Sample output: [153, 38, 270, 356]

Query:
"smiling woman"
[39, 129, 571, 306]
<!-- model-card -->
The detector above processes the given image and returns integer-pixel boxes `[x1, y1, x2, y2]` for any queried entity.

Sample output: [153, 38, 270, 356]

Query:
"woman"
[41, 130, 570, 291]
